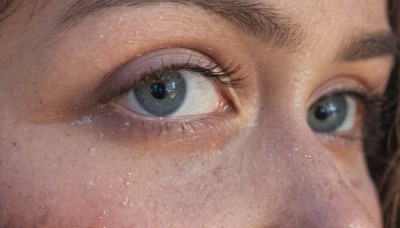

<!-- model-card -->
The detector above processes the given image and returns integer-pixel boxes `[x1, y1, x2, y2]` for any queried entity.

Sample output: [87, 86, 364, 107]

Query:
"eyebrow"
[337, 31, 398, 61]
[0, 0, 19, 23]
[60, 0, 304, 51]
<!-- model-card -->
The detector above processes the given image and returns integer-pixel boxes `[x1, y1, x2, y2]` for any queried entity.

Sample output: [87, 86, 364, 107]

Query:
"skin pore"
[0, 0, 397, 227]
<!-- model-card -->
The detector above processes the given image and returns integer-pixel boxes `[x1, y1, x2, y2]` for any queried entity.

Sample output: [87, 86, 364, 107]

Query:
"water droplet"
[89, 147, 96, 156]
[122, 196, 129, 206]
[75, 115, 93, 125]
[86, 180, 95, 189]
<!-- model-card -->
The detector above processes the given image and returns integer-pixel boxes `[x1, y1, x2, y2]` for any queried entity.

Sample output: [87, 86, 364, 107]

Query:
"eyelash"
[96, 58, 244, 105]
[315, 87, 389, 156]
[360, 89, 396, 157]
[92, 54, 393, 151]
[89, 56, 244, 145]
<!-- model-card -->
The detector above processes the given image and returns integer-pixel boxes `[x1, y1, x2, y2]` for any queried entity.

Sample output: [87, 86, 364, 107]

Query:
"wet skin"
[0, 0, 396, 227]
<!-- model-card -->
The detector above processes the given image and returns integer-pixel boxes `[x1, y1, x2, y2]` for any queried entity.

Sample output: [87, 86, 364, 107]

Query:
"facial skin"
[0, 0, 396, 227]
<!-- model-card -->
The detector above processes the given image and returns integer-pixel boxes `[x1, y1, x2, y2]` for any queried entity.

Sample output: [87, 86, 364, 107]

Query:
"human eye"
[308, 94, 358, 133]
[113, 50, 238, 117]
[307, 86, 384, 144]
[92, 48, 243, 144]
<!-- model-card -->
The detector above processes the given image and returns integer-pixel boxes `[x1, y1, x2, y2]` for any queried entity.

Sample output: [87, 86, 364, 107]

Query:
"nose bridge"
[253, 120, 378, 227]
[282, 157, 376, 227]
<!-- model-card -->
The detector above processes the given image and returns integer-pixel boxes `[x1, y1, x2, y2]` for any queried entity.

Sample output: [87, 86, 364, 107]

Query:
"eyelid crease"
[94, 48, 245, 105]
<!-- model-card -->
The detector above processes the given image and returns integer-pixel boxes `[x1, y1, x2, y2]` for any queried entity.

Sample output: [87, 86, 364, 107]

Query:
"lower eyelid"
[87, 104, 239, 152]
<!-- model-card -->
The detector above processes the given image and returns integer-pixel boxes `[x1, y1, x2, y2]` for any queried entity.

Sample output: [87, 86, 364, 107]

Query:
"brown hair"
[378, 1, 400, 227]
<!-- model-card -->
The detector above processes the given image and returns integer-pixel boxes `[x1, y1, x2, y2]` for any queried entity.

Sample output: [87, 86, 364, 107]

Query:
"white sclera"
[336, 96, 357, 132]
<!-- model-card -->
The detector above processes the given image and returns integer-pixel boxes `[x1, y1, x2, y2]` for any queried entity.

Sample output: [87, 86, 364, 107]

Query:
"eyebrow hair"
[60, 0, 304, 51]
[0, 0, 18, 22]
[338, 31, 398, 61]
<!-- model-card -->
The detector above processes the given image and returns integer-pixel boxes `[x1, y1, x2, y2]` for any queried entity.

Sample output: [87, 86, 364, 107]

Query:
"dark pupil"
[306, 95, 347, 133]
[134, 71, 186, 116]
[150, 83, 167, 100]
[315, 106, 328, 120]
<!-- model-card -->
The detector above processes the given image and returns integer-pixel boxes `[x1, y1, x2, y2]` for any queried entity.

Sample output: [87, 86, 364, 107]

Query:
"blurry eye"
[307, 95, 356, 133]
[117, 69, 220, 117]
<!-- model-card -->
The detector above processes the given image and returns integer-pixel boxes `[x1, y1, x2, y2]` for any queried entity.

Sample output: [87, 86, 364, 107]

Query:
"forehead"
[277, 0, 387, 21]
[3, 0, 390, 37]
[272, 0, 389, 33]
[9, 0, 390, 22]
[1, 0, 393, 66]
[265, 0, 391, 59]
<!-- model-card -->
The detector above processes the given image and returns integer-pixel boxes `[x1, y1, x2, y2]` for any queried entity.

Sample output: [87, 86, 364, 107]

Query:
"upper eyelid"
[94, 48, 210, 101]
[93, 48, 242, 104]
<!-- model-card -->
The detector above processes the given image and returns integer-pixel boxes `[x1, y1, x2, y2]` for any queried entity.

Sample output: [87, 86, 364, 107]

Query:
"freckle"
[351, 179, 362, 189]
[38, 210, 50, 225]
[329, 192, 336, 200]
[12, 142, 16, 146]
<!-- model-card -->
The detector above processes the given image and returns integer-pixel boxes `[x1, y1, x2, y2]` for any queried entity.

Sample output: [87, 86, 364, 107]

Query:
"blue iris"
[307, 95, 347, 132]
[134, 71, 186, 116]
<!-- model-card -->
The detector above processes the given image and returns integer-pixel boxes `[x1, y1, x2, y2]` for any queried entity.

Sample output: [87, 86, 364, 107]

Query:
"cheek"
[241, 118, 381, 225]
[0, 120, 250, 226]
[0, 115, 380, 227]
